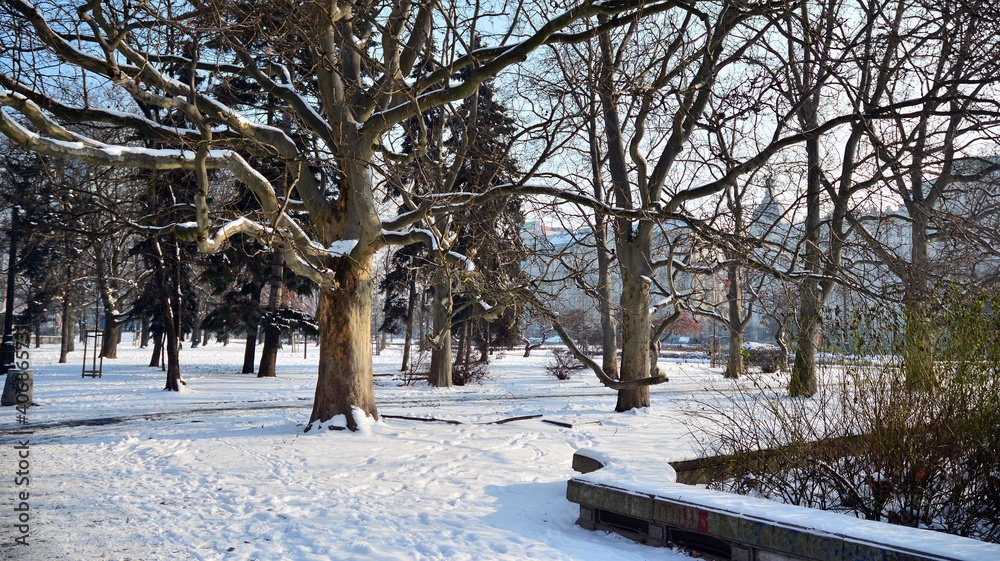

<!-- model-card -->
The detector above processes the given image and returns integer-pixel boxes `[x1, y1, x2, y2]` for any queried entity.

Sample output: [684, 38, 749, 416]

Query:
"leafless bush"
[402, 348, 429, 386]
[690, 290, 1000, 543]
[744, 346, 783, 373]
[545, 349, 587, 380]
[452, 361, 493, 386]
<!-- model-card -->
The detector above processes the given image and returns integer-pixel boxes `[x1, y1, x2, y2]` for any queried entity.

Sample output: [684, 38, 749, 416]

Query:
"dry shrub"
[745, 345, 784, 373]
[690, 288, 1000, 543]
[452, 361, 492, 386]
[545, 349, 587, 380]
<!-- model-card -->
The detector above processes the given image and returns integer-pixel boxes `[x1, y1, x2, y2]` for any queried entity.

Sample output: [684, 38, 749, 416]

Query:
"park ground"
[0, 337, 768, 560]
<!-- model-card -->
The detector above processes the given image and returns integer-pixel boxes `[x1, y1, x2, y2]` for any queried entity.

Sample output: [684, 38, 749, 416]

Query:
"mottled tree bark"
[309, 265, 378, 430]
[101, 322, 121, 359]
[428, 269, 453, 388]
[615, 235, 653, 411]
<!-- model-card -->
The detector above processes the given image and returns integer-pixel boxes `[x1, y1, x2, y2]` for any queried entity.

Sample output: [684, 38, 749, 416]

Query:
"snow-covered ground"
[0, 337, 744, 560]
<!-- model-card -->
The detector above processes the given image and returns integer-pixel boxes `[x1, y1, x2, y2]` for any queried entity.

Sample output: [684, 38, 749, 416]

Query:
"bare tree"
[539, 3, 797, 409]
[0, 0, 682, 429]
[763, 0, 924, 395]
[845, 0, 1000, 387]
[534, 36, 621, 380]
[761, 0, 1000, 393]
[94, 231, 150, 358]
[519, 0, 911, 407]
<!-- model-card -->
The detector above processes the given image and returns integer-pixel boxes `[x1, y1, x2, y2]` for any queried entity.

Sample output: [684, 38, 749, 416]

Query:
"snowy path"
[0, 340, 755, 560]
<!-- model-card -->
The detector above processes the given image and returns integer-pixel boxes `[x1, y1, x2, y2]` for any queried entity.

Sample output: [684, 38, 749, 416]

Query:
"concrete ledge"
[567, 449, 1000, 561]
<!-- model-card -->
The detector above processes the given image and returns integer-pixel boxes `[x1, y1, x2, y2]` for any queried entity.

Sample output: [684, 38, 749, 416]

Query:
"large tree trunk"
[616, 236, 652, 411]
[790, 287, 821, 397]
[258, 250, 283, 378]
[101, 321, 121, 359]
[306, 144, 382, 429]
[427, 269, 453, 388]
[724, 263, 745, 379]
[903, 209, 934, 389]
[257, 326, 279, 377]
[139, 315, 149, 348]
[309, 266, 377, 430]
[597, 27, 654, 410]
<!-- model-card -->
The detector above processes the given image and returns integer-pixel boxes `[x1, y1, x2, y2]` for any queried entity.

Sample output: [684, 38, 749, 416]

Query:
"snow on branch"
[179, 217, 259, 253]
[0, 100, 335, 285]
[380, 228, 474, 271]
[7, 0, 304, 162]
[230, 47, 336, 145]
[0, 102, 209, 169]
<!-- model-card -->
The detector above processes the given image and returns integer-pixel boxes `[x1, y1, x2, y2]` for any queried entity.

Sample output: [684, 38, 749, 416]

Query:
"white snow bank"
[572, 451, 1000, 561]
